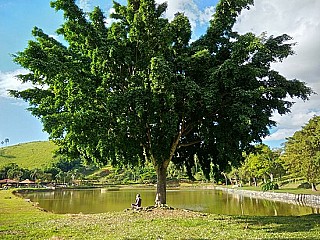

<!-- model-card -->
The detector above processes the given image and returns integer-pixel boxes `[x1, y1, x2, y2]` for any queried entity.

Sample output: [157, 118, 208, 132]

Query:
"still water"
[22, 188, 319, 216]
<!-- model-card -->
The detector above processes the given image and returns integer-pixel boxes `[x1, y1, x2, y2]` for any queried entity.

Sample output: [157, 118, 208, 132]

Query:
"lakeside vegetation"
[1, 141, 320, 196]
[1, 189, 320, 239]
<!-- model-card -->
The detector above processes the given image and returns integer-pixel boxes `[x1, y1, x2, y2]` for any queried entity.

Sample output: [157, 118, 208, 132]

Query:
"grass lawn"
[1, 190, 320, 239]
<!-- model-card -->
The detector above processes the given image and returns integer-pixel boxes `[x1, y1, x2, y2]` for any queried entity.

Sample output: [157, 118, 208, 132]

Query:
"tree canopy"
[282, 116, 320, 191]
[11, 0, 312, 203]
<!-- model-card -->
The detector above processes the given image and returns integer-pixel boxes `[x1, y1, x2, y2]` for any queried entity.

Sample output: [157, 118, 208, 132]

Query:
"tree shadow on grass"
[0, 153, 16, 159]
[234, 214, 320, 237]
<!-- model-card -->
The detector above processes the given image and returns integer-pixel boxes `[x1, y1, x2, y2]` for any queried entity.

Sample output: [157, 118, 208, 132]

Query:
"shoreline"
[214, 186, 320, 209]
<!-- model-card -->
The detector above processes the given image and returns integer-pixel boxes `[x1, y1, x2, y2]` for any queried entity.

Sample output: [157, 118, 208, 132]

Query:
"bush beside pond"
[298, 182, 312, 189]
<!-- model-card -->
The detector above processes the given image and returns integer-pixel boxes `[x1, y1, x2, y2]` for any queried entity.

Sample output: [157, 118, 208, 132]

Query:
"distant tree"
[282, 116, 320, 191]
[44, 166, 60, 182]
[55, 170, 68, 184]
[0, 139, 9, 147]
[2, 163, 29, 180]
[0, 163, 14, 179]
[240, 150, 261, 186]
[42, 157, 94, 183]
[255, 144, 284, 182]
[226, 167, 241, 186]
[240, 144, 284, 186]
[11, 0, 312, 203]
[30, 168, 43, 182]
[0, 163, 20, 179]
[53, 157, 82, 172]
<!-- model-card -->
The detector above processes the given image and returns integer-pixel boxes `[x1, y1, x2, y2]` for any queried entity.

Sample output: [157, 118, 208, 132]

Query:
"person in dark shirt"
[131, 193, 142, 209]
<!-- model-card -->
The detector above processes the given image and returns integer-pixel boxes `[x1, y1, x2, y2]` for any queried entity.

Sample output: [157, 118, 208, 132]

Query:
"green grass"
[1, 189, 320, 239]
[0, 141, 58, 169]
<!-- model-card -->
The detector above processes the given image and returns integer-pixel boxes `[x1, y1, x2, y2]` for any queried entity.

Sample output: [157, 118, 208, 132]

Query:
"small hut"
[0, 179, 19, 188]
[19, 179, 35, 187]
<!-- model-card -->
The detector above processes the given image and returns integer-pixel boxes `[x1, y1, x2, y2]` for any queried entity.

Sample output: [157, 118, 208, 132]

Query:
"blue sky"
[0, 0, 319, 149]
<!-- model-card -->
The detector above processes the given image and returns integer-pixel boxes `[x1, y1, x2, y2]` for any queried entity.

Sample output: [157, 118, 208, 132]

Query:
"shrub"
[297, 182, 312, 189]
[261, 181, 279, 191]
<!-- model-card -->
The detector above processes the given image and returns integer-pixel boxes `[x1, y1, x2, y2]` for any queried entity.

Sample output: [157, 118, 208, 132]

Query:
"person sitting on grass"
[131, 193, 142, 209]
[155, 193, 161, 207]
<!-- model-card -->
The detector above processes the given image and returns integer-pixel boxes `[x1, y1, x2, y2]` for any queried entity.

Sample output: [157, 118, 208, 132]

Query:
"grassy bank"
[1, 190, 320, 239]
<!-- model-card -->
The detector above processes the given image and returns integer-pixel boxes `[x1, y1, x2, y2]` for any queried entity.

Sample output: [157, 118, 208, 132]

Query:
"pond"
[21, 188, 319, 216]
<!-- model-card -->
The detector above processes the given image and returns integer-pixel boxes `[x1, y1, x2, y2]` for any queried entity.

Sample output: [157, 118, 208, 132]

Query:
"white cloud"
[234, 0, 320, 146]
[199, 6, 215, 25]
[264, 129, 296, 141]
[104, 8, 118, 27]
[0, 69, 33, 98]
[79, 0, 91, 13]
[155, 0, 215, 30]
[48, 34, 61, 41]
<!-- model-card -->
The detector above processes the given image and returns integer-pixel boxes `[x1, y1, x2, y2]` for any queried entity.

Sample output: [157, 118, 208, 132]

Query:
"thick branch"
[181, 123, 194, 136]
[168, 131, 182, 165]
[178, 140, 202, 148]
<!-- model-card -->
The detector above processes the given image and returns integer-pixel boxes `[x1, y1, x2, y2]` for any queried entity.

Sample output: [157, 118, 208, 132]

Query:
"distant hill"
[0, 141, 58, 169]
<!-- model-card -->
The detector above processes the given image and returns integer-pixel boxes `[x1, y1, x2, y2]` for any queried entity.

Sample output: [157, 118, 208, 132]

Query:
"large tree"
[282, 116, 320, 191]
[11, 0, 311, 204]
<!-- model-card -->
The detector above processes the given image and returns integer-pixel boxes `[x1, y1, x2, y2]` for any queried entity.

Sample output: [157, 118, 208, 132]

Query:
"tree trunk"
[156, 162, 168, 204]
[269, 173, 274, 182]
[253, 177, 257, 187]
[228, 177, 233, 185]
[222, 172, 228, 186]
[311, 182, 317, 191]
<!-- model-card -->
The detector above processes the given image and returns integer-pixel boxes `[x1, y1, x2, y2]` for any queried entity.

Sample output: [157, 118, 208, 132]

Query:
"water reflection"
[22, 188, 319, 216]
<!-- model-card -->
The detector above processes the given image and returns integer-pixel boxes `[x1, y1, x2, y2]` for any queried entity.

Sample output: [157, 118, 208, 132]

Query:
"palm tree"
[4, 138, 9, 146]
[31, 168, 43, 183]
